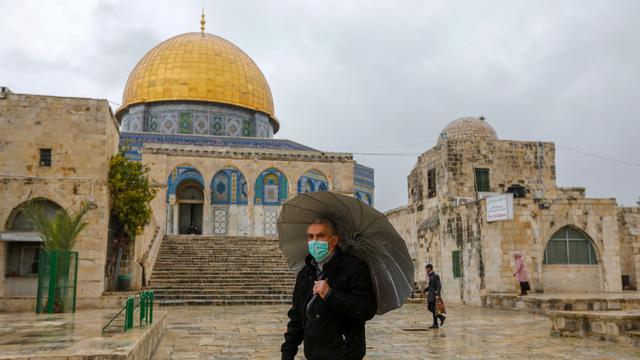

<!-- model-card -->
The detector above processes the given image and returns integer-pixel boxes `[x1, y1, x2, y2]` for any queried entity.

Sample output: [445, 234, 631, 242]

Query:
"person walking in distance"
[424, 264, 445, 329]
[513, 251, 530, 296]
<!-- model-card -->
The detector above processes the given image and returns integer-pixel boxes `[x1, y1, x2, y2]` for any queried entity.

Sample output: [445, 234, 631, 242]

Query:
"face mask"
[308, 240, 330, 262]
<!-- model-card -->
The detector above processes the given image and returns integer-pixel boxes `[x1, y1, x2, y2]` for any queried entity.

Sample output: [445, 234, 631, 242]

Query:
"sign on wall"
[486, 193, 514, 222]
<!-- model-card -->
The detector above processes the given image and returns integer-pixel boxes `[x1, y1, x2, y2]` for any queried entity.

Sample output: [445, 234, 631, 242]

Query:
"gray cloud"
[1, 0, 638, 210]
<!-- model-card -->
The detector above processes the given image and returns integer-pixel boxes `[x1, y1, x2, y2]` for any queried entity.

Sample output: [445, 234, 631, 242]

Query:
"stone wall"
[386, 206, 421, 284]
[444, 197, 621, 304]
[0, 92, 119, 306]
[442, 139, 557, 200]
[618, 207, 640, 289]
[408, 139, 558, 212]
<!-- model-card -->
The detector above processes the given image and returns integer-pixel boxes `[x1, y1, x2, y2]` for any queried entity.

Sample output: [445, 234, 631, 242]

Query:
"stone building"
[0, 24, 374, 310]
[387, 116, 640, 306]
[0, 89, 119, 310]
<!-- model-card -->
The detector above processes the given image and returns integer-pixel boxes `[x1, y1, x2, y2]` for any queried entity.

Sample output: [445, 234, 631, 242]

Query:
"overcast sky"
[1, 0, 639, 211]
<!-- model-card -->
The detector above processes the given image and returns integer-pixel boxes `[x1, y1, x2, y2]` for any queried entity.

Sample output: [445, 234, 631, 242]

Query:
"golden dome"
[117, 32, 277, 130]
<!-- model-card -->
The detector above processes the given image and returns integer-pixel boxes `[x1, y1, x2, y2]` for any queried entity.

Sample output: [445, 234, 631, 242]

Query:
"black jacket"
[281, 247, 377, 360]
[424, 271, 442, 302]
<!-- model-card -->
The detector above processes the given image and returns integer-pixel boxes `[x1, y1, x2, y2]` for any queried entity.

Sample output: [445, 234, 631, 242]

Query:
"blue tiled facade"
[354, 163, 374, 206]
[211, 167, 248, 205]
[297, 169, 329, 193]
[119, 102, 276, 138]
[119, 132, 316, 154]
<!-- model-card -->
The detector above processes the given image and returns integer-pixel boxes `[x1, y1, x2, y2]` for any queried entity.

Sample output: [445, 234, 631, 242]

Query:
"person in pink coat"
[513, 251, 530, 296]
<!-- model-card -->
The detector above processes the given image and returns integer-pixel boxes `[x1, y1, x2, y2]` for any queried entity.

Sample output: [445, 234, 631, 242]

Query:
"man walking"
[281, 218, 377, 360]
[424, 264, 446, 329]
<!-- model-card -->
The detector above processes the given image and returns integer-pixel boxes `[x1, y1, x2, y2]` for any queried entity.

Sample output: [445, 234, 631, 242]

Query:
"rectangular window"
[452, 250, 462, 278]
[427, 168, 436, 198]
[39, 148, 52, 167]
[474, 168, 490, 192]
[6, 243, 40, 276]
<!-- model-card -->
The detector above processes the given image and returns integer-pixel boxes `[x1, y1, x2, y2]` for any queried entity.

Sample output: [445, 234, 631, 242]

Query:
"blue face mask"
[308, 240, 330, 262]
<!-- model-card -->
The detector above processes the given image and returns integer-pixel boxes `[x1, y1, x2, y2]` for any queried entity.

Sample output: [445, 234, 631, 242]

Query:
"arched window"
[211, 168, 248, 205]
[254, 168, 288, 205]
[9, 199, 63, 231]
[544, 226, 597, 264]
[298, 170, 329, 193]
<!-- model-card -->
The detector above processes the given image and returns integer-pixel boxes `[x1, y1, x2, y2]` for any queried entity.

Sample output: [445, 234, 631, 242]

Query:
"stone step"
[151, 270, 293, 275]
[157, 299, 290, 306]
[150, 234, 294, 305]
[153, 260, 287, 264]
[150, 284, 293, 289]
[151, 287, 292, 293]
[150, 281, 295, 286]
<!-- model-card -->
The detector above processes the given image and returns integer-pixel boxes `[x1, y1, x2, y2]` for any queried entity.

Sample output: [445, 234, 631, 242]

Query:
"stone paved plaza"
[153, 303, 640, 359]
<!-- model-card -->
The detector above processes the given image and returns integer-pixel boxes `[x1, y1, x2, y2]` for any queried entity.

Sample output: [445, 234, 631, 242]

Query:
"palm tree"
[21, 200, 91, 313]
[21, 201, 90, 251]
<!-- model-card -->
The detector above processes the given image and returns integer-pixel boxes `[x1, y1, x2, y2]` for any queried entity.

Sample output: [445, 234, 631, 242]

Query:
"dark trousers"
[427, 300, 445, 326]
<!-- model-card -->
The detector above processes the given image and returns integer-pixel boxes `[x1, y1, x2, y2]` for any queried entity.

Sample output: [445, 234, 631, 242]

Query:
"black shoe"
[429, 324, 439, 329]
[439, 315, 446, 326]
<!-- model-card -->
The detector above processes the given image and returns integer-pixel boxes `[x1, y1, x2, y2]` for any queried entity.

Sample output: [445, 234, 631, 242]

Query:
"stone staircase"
[150, 235, 296, 306]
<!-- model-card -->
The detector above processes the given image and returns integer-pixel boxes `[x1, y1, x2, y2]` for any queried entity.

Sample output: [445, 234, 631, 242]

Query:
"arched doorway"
[3, 199, 63, 296]
[166, 165, 205, 235]
[177, 182, 204, 234]
[542, 226, 601, 292]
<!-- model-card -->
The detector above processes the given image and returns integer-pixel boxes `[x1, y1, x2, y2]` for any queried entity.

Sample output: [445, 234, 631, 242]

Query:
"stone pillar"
[168, 195, 177, 235]
[203, 189, 212, 235]
[0, 241, 6, 299]
[172, 205, 179, 236]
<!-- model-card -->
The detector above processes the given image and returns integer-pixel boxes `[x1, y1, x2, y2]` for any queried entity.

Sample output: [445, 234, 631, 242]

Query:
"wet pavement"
[0, 309, 166, 359]
[153, 303, 640, 359]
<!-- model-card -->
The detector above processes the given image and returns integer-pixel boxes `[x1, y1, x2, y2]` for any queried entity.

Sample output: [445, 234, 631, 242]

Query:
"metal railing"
[102, 290, 154, 333]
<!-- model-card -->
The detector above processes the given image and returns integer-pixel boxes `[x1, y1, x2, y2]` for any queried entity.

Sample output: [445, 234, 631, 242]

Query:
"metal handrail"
[102, 290, 154, 333]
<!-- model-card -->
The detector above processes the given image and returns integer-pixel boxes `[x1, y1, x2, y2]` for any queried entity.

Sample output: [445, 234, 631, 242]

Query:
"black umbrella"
[277, 191, 414, 315]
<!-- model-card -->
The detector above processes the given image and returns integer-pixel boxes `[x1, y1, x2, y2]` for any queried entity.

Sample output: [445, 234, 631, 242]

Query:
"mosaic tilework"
[179, 113, 192, 134]
[120, 103, 276, 138]
[192, 113, 209, 135]
[210, 167, 248, 205]
[227, 118, 241, 137]
[148, 114, 160, 132]
[354, 164, 374, 206]
[160, 114, 177, 134]
[297, 169, 329, 193]
[213, 207, 228, 235]
[264, 209, 278, 236]
[355, 190, 373, 206]
[254, 168, 288, 205]
[211, 116, 224, 136]
[119, 132, 317, 151]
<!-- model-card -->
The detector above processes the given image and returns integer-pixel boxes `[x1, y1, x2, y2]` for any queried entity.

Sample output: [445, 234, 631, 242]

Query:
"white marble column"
[203, 189, 212, 235]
